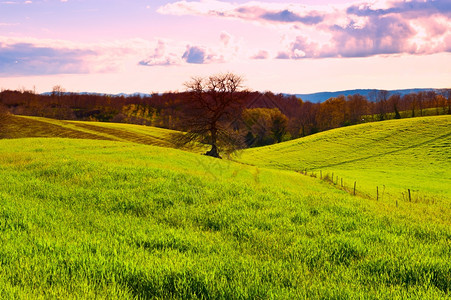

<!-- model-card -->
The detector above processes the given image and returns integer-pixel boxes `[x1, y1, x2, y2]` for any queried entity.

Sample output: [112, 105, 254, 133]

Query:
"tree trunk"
[205, 144, 221, 158]
[394, 103, 401, 119]
[205, 127, 221, 158]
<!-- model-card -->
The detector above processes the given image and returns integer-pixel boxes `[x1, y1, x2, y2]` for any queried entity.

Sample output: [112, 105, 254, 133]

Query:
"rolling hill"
[0, 114, 450, 298]
[0, 114, 185, 149]
[237, 115, 451, 202]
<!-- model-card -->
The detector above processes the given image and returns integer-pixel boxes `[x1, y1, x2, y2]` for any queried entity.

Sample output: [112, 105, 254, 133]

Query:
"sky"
[0, 0, 450, 94]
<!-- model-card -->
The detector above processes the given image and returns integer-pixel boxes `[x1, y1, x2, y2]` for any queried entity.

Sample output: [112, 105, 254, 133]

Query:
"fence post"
[377, 186, 379, 201]
[353, 181, 356, 195]
[408, 189, 411, 202]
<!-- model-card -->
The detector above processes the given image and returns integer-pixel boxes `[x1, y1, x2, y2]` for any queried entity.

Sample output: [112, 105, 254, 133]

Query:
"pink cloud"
[251, 50, 269, 59]
[139, 42, 225, 66]
[180, 44, 226, 64]
[139, 40, 182, 66]
[138, 32, 242, 66]
[220, 31, 232, 47]
[0, 40, 95, 76]
[159, 0, 451, 59]
[0, 37, 159, 75]
[158, 0, 324, 25]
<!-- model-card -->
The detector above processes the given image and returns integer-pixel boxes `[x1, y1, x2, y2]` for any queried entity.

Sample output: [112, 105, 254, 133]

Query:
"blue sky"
[1, 0, 450, 94]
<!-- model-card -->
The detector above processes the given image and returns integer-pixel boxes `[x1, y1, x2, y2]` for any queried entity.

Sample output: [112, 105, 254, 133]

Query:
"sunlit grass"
[0, 137, 450, 298]
[0, 114, 186, 149]
[237, 115, 451, 203]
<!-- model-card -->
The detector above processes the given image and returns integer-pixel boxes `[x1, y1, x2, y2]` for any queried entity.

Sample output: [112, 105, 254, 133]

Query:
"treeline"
[1, 88, 450, 147]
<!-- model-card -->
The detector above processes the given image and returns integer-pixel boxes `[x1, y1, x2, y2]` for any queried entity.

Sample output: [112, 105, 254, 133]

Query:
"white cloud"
[220, 31, 232, 47]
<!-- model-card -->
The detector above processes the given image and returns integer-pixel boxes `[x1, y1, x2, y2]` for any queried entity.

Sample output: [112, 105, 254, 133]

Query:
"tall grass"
[0, 138, 450, 298]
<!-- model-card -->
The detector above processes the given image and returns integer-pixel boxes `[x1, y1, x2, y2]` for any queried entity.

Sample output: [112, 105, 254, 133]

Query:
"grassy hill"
[237, 115, 451, 202]
[0, 114, 450, 298]
[0, 114, 181, 149]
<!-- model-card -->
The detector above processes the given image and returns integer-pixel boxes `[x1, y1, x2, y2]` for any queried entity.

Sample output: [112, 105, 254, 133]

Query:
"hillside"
[237, 115, 451, 201]
[0, 137, 450, 298]
[0, 114, 184, 149]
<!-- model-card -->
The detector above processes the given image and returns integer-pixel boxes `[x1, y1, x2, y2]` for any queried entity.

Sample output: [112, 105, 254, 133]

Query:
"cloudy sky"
[0, 0, 450, 94]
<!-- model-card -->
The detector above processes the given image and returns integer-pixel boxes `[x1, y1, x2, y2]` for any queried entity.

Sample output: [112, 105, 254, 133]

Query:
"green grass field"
[0, 114, 181, 148]
[237, 115, 451, 203]
[0, 114, 450, 298]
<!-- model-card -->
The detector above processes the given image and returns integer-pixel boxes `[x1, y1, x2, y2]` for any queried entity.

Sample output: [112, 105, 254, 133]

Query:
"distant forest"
[1, 87, 450, 147]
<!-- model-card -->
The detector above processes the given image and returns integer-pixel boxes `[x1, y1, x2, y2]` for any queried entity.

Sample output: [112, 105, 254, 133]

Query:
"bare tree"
[346, 94, 369, 124]
[176, 73, 249, 158]
[439, 89, 451, 114]
[388, 94, 401, 119]
[52, 85, 66, 105]
[298, 101, 318, 136]
[376, 90, 389, 121]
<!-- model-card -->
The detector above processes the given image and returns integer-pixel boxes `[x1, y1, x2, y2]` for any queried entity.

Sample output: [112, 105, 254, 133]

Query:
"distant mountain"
[292, 88, 442, 103]
[115, 92, 156, 97]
